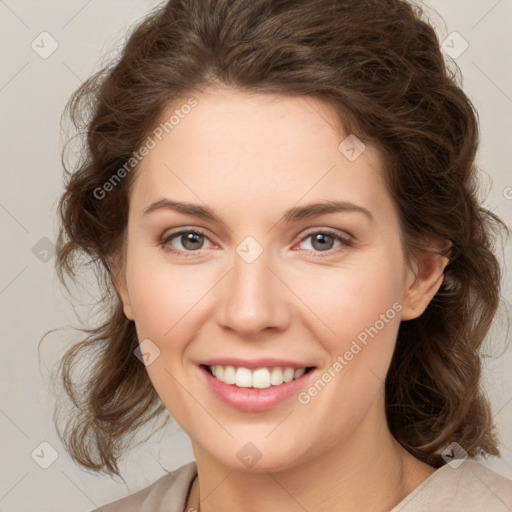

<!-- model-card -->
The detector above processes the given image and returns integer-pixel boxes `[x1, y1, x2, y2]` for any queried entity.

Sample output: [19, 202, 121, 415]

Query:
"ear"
[109, 254, 134, 321]
[400, 237, 452, 321]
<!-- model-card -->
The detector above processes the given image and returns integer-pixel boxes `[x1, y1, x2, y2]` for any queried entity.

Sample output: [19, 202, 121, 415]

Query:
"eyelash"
[158, 228, 354, 258]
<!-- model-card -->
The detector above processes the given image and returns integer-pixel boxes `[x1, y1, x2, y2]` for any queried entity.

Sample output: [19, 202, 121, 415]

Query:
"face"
[115, 87, 446, 473]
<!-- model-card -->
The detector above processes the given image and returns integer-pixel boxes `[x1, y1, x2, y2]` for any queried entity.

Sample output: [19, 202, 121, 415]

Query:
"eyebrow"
[143, 198, 374, 224]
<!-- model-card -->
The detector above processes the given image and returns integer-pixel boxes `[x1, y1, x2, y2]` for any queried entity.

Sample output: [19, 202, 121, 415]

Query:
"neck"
[187, 397, 435, 512]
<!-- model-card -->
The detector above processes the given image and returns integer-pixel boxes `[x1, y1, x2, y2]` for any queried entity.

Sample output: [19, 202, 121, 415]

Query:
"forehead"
[130, 88, 392, 220]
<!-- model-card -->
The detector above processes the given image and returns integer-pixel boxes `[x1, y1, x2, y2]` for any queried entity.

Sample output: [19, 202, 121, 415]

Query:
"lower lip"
[199, 365, 315, 412]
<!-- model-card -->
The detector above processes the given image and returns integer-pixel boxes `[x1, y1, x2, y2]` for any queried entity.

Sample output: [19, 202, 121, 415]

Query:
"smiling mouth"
[201, 364, 315, 389]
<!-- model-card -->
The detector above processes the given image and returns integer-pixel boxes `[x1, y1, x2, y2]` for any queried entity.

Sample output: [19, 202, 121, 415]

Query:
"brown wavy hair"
[54, 0, 509, 476]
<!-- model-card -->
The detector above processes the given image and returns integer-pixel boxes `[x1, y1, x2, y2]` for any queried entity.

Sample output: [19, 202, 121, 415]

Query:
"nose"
[214, 247, 292, 337]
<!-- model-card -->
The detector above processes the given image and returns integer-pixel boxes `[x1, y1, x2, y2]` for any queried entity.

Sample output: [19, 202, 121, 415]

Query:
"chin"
[202, 438, 313, 474]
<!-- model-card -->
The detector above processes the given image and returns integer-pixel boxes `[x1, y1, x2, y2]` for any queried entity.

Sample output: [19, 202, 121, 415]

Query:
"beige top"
[93, 459, 512, 512]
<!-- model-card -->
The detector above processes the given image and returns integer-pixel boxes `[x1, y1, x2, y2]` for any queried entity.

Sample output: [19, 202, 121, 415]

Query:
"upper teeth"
[209, 365, 306, 389]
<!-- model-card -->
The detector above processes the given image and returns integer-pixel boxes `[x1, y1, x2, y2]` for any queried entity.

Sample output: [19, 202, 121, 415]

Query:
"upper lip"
[200, 358, 315, 370]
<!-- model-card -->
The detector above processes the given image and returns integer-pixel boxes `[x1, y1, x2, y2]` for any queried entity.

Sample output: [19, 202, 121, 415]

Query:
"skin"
[114, 87, 450, 511]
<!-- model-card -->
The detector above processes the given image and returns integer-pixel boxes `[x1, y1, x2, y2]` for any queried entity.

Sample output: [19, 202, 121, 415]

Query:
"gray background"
[0, 1, 511, 510]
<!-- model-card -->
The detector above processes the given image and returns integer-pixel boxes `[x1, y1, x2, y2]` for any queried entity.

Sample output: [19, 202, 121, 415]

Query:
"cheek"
[125, 245, 214, 338]
[297, 247, 405, 347]
[123, 246, 209, 419]
[290, 259, 404, 435]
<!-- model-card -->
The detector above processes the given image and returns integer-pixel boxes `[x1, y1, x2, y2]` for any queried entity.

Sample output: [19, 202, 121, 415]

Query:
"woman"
[54, 0, 512, 510]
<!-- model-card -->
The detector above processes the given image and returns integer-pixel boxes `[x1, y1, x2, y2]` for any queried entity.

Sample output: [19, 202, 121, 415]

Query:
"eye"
[160, 228, 214, 255]
[158, 227, 353, 257]
[297, 229, 353, 255]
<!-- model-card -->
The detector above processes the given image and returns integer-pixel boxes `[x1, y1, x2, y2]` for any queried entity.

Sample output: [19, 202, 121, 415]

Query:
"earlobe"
[400, 238, 452, 321]
[109, 256, 134, 321]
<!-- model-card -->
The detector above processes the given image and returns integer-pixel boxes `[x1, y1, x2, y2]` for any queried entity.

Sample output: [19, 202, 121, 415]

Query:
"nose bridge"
[215, 240, 290, 335]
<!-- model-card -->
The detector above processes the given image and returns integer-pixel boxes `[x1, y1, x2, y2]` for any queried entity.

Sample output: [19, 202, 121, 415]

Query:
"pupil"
[313, 233, 333, 251]
[183, 232, 203, 250]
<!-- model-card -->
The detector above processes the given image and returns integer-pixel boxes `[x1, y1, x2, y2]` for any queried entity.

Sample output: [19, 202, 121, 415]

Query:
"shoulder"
[91, 461, 197, 512]
[393, 459, 512, 511]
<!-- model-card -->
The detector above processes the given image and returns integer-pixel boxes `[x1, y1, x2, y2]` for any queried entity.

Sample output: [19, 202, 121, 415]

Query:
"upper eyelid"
[299, 227, 352, 240]
[162, 227, 213, 242]
[162, 228, 214, 246]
